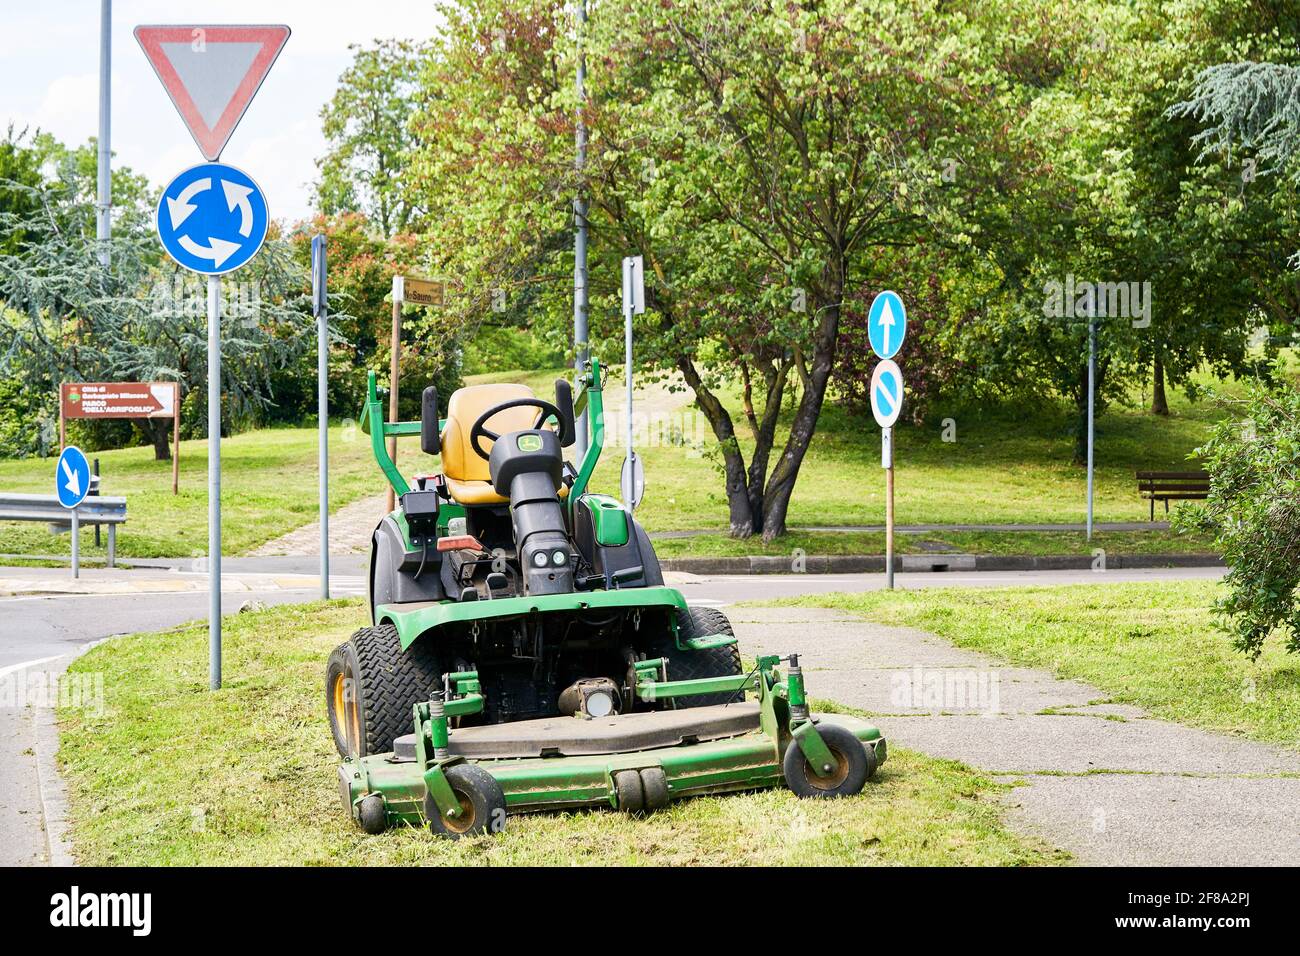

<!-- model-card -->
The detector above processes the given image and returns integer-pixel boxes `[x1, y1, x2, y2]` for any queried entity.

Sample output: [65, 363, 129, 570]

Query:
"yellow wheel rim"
[332, 671, 361, 755]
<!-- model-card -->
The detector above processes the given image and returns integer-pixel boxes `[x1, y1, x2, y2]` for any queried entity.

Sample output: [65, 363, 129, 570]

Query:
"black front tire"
[325, 624, 442, 758]
[648, 606, 743, 708]
[425, 764, 507, 840]
[783, 724, 874, 799]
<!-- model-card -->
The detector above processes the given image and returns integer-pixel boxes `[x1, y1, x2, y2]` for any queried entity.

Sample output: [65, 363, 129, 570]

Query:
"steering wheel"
[469, 398, 564, 461]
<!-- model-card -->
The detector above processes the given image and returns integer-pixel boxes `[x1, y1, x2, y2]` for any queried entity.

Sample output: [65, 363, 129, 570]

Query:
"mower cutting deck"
[328, 360, 886, 839]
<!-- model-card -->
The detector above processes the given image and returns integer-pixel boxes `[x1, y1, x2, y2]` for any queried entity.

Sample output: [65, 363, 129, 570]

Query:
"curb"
[32, 654, 80, 867]
[660, 552, 1225, 575]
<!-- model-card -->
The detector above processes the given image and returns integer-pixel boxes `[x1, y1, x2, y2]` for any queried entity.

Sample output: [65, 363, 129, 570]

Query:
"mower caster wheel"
[613, 770, 644, 813]
[783, 724, 875, 799]
[424, 764, 507, 840]
[640, 768, 669, 811]
[357, 794, 388, 835]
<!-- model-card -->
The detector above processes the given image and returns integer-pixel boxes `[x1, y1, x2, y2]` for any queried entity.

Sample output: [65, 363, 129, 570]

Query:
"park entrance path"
[730, 606, 1300, 866]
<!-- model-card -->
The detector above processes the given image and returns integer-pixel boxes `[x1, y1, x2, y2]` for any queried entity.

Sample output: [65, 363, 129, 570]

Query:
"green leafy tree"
[408, 0, 1008, 539]
[316, 40, 428, 236]
[0, 152, 314, 459]
[0, 127, 47, 256]
[286, 213, 463, 422]
[1174, 376, 1300, 658]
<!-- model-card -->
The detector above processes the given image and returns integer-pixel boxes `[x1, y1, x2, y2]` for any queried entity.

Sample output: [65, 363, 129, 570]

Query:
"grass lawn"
[58, 600, 1062, 866]
[0, 424, 377, 560]
[653, 528, 1215, 559]
[779, 580, 1300, 748]
[594, 371, 1242, 533]
[0, 365, 1235, 559]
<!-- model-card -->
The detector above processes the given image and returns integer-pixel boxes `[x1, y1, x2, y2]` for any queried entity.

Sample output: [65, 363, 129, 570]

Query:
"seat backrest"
[441, 383, 538, 482]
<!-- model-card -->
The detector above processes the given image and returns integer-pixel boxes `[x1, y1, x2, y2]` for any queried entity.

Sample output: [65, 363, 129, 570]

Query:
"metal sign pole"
[70, 508, 80, 579]
[96, 0, 112, 267]
[883, 427, 894, 589]
[387, 279, 402, 516]
[572, 0, 590, 460]
[172, 382, 180, 495]
[316, 238, 329, 600]
[1087, 315, 1096, 541]
[208, 274, 222, 690]
[624, 265, 635, 495]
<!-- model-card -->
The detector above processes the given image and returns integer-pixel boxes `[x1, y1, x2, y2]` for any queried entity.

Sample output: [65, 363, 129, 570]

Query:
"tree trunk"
[138, 419, 172, 461]
[150, 419, 172, 461]
[758, 278, 843, 542]
[676, 356, 757, 536]
[1151, 355, 1169, 416]
[1072, 362, 1089, 467]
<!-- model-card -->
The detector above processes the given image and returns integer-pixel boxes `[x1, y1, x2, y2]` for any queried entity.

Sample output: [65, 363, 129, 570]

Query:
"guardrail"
[0, 492, 127, 567]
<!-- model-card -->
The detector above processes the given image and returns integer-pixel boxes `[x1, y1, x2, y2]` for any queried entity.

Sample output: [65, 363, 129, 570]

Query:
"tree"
[285, 213, 464, 422]
[1174, 62, 1300, 187]
[316, 40, 428, 236]
[1174, 376, 1300, 658]
[0, 150, 314, 459]
[407, 0, 1006, 539]
[936, 0, 1293, 460]
[0, 127, 47, 256]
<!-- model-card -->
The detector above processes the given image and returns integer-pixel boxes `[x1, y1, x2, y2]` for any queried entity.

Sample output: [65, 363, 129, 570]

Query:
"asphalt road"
[0, 562, 1222, 866]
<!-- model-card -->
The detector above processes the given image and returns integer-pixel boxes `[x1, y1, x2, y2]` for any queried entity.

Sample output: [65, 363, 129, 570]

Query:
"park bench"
[1135, 470, 1210, 521]
[0, 490, 127, 566]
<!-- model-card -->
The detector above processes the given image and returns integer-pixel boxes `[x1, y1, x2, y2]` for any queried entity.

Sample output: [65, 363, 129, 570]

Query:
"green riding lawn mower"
[326, 359, 887, 839]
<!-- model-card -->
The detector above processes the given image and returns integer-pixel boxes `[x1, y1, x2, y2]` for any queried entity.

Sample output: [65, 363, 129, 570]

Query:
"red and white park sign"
[134, 24, 291, 161]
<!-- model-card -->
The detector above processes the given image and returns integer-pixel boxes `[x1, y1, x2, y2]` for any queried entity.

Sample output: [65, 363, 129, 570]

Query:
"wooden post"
[172, 383, 180, 495]
[386, 282, 402, 514]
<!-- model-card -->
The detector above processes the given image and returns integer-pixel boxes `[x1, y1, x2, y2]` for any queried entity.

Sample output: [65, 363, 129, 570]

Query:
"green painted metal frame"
[377, 585, 690, 651]
[364, 360, 605, 509]
[338, 654, 886, 829]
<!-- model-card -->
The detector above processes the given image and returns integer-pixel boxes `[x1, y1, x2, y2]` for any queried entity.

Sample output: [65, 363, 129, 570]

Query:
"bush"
[1174, 378, 1300, 658]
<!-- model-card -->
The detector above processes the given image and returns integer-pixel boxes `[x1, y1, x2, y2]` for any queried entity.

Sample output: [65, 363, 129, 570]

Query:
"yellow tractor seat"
[439, 383, 569, 506]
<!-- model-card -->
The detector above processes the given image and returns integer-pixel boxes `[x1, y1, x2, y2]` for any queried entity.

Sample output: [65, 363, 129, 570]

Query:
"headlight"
[584, 689, 615, 717]
[532, 551, 549, 568]
[552, 550, 568, 566]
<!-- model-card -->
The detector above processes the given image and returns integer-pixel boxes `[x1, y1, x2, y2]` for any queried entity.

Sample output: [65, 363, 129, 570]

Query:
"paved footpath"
[731, 605, 1300, 866]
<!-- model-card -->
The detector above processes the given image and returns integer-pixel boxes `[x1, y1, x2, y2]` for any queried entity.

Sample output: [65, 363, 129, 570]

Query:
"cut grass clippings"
[58, 599, 1063, 866]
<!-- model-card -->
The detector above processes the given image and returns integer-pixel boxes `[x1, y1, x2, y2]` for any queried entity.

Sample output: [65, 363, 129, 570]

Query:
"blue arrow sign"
[56, 445, 91, 509]
[868, 290, 907, 360]
[870, 359, 904, 428]
[156, 162, 269, 276]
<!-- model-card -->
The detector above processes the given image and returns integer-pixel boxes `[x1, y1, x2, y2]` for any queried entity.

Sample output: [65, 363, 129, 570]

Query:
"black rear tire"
[326, 623, 442, 758]
[647, 606, 743, 708]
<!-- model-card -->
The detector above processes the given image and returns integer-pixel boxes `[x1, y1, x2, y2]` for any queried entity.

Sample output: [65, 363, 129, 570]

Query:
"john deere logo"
[517, 434, 543, 452]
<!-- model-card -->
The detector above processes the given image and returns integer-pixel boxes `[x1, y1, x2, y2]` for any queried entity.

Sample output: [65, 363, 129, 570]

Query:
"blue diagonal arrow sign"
[156, 162, 269, 275]
[870, 359, 904, 428]
[56, 445, 91, 509]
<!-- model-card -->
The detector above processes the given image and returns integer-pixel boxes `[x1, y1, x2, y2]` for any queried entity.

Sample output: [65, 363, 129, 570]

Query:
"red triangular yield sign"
[135, 24, 291, 161]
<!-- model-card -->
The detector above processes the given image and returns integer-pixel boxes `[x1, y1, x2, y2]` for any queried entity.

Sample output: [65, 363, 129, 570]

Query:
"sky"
[0, 1, 441, 223]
